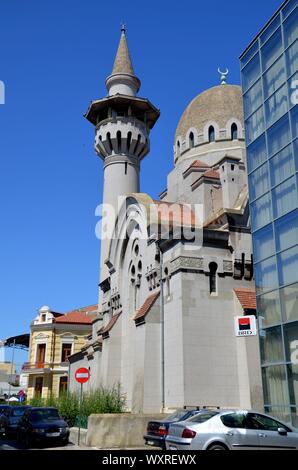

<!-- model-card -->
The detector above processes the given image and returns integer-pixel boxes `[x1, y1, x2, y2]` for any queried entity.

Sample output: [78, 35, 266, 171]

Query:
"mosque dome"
[174, 84, 244, 163]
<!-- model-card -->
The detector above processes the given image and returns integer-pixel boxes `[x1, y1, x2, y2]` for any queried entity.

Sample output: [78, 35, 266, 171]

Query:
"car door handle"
[226, 431, 234, 436]
[258, 433, 267, 438]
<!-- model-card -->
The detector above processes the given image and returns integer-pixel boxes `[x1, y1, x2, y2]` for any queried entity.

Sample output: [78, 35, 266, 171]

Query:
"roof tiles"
[234, 288, 256, 310]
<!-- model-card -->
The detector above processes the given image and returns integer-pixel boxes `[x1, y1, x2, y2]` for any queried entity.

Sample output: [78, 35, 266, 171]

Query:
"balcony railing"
[22, 361, 69, 372]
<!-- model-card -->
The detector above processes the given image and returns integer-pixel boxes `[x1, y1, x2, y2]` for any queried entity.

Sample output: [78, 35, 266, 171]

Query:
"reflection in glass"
[294, 139, 298, 170]
[255, 256, 278, 294]
[242, 53, 261, 92]
[244, 80, 263, 116]
[249, 163, 269, 201]
[272, 176, 296, 219]
[284, 6, 298, 48]
[253, 224, 274, 262]
[264, 406, 291, 424]
[260, 15, 281, 45]
[291, 408, 298, 427]
[284, 322, 298, 363]
[268, 115, 291, 156]
[260, 326, 284, 364]
[269, 145, 294, 187]
[275, 210, 298, 252]
[246, 107, 265, 144]
[263, 56, 286, 99]
[247, 134, 267, 173]
[286, 39, 298, 77]
[262, 365, 289, 406]
[265, 85, 288, 128]
[282, 0, 298, 21]
[277, 245, 298, 287]
[257, 290, 281, 327]
[281, 283, 298, 323]
[289, 72, 298, 110]
[291, 105, 298, 139]
[251, 192, 272, 231]
[261, 28, 282, 71]
[241, 41, 259, 69]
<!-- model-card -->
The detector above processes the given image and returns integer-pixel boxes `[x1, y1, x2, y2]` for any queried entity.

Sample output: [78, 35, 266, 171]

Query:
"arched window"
[189, 132, 194, 149]
[208, 126, 215, 142]
[127, 131, 132, 152]
[177, 140, 181, 155]
[116, 130, 122, 153]
[231, 123, 238, 140]
[164, 267, 170, 298]
[209, 262, 218, 294]
[107, 132, 113, 153]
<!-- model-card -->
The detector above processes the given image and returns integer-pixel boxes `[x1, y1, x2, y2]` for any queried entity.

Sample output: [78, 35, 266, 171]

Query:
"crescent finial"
[218, 68, 229, 85]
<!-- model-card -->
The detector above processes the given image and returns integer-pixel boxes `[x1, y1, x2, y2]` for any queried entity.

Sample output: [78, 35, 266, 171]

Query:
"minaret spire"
[106, 27, 140, 96]
[85, 28, 160, 292]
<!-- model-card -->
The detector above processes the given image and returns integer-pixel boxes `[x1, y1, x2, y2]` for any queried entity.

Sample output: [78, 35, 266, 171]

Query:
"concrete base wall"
[86, 413, 167, 448]
[70, 427, 88, 446]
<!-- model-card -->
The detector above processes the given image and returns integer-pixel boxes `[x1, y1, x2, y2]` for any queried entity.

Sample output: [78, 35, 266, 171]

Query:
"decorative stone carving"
[223, 260, 233, 273]
[170, 256, 204, 274]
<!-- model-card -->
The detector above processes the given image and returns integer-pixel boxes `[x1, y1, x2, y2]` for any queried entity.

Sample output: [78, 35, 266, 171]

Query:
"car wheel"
[208, 443, 228, 451]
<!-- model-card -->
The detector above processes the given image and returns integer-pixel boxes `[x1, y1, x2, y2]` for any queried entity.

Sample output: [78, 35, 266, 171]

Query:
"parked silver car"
[165, 409, 298, 450]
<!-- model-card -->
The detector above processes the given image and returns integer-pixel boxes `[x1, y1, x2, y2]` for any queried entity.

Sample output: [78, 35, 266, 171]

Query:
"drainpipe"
[157, 242, 165, 412]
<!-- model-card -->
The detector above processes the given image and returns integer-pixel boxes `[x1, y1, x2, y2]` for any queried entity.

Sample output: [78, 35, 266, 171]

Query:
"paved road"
[0, 436, 84, 450]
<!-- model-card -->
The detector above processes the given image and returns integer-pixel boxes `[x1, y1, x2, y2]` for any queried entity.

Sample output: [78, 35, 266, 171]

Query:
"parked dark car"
[0, 405, 30, 437]
[17, 407, 69, 447]
[144, 409, 206, 449]
[0, 405, 11, 415]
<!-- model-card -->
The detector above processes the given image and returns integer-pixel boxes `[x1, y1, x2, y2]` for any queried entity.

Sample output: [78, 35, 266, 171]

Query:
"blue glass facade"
[240, 0, 298, 426]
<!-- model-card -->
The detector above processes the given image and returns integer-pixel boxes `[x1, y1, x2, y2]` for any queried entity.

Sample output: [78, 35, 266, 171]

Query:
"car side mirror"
[278, 427, 287, 436]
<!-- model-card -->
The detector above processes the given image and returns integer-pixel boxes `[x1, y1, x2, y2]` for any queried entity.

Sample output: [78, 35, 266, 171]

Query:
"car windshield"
[188, 411, 218, 423]
[163, 410, 190, 422]
[11, 407, 27, 417]
[30, 409, 60, 422]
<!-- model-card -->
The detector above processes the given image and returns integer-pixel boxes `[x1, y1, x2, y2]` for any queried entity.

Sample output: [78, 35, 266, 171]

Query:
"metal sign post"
[75, 367, 90, 446]
[78, 382, 83, 446]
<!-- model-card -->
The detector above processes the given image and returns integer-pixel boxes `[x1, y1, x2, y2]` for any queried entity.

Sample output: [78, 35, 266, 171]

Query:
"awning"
[2, 334, 30, 350]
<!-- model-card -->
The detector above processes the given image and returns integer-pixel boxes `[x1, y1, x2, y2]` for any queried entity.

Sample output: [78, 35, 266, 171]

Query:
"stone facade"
[69, 30, 263, 413]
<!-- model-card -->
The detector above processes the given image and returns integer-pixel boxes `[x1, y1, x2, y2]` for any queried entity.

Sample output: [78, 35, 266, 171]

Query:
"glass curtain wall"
[241, 0, 298, 426]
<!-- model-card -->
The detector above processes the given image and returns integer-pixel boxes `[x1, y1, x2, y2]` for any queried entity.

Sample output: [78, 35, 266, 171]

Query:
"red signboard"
[75, 367, 90, 384]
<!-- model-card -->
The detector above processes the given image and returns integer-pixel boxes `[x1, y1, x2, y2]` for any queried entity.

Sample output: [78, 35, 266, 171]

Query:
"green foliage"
[28, 384, 125, 428]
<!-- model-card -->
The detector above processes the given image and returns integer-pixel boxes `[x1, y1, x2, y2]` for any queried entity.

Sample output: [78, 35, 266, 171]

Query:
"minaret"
[85, 27, 160, 295]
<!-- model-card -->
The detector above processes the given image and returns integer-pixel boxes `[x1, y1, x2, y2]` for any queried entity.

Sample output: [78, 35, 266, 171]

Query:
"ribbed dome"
[175, 85, 244, 142]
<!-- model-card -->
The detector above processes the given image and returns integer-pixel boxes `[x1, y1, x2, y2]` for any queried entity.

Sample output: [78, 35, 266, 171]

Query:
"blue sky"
[0, 0, 282, 369]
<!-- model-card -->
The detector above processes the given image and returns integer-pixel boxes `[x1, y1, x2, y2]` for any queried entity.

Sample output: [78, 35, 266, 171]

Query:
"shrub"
[28, 383, 125, 428]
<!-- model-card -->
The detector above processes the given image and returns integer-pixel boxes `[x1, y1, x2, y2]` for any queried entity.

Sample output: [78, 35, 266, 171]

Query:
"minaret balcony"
[95, 117, 149, 160]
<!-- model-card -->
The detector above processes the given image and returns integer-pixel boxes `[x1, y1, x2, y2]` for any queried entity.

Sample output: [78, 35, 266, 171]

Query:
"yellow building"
[23, 304, 96, 399]
[0, 362, 16, 375]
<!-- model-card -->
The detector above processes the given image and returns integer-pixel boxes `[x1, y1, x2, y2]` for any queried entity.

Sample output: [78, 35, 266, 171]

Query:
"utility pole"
[8, 339, 16, 398]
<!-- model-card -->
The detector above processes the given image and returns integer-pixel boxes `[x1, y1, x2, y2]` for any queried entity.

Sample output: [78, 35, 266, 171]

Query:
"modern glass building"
[240, 0, 298, 426]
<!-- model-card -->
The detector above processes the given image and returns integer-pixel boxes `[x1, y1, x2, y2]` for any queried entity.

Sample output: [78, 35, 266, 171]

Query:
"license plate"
[46, 432, 60, 437]
[147, 440, 155, 446]
[169, 445, 177, 450]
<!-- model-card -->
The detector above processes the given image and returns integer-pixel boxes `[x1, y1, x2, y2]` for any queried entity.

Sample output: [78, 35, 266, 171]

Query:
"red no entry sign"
[75, 367, 90, 384]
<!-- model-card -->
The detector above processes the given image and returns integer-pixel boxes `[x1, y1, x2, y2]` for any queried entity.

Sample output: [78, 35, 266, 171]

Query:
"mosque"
[69, 27, 263, 413]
